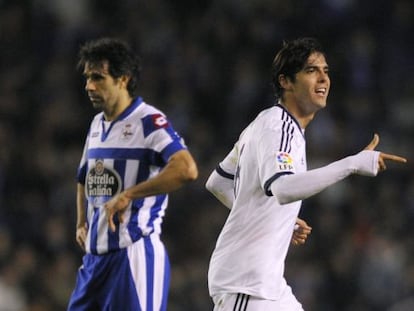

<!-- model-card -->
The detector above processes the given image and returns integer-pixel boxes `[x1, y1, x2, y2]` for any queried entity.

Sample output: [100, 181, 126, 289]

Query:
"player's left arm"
[105, 149, 198, 232]
[291, 218, 312, 246]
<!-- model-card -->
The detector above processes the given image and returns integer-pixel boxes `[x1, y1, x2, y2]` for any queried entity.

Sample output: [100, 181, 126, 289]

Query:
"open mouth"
[315, 88, 327, 96]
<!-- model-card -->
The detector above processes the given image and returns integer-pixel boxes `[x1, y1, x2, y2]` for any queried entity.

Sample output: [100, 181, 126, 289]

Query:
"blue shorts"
[68, 235, 170, 311]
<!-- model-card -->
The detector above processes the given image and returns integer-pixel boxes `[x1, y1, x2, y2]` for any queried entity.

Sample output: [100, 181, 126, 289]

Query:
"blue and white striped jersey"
[77, 97, 186, 255]
[208, 104, 307, 300]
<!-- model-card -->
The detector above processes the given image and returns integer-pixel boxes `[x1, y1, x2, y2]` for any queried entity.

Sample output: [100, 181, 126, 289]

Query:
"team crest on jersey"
[276, 151, 294, 171]
[121, 123, 134, 140]
[85, 159, 122, 206]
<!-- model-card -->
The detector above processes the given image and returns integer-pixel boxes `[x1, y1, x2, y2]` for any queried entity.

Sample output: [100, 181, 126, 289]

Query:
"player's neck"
[279, 101, 315, 129]
[104, 94, 133, 121]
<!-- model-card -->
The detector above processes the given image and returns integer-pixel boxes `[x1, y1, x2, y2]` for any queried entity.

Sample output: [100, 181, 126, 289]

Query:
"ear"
[278, 74, 292, 91]
[119, 75, 131, 88]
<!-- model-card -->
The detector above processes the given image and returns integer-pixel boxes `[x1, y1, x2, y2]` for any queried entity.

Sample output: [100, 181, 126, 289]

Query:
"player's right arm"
[205, 144, 239, 209]
[76, 182, 88, 251]
[206, 168, 234, 209]
[270, 134, 407, 205]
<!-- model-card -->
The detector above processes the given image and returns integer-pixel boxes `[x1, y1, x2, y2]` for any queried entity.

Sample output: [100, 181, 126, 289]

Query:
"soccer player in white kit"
[206, 37, 407, 311]
[67, 38, 198, 310]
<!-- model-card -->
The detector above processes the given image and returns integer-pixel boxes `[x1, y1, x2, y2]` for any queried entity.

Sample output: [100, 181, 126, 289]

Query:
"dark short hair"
[271, 37, 326, 100]
[77, 37, 141, 97]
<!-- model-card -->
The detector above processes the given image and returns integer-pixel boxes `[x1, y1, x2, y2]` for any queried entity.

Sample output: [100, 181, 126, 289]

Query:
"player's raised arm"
[270, 134, 407, 205]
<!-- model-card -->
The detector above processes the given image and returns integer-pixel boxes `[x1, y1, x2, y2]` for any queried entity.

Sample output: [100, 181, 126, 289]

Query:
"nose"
[319, 69, 329, 81]
[85, 79, 95, 92]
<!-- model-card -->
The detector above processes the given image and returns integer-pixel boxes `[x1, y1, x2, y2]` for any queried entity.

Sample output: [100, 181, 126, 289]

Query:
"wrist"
[122, 190, 133, 200]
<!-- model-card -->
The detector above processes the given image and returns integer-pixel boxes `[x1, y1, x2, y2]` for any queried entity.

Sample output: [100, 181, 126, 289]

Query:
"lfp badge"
[276, 152, 294, 171]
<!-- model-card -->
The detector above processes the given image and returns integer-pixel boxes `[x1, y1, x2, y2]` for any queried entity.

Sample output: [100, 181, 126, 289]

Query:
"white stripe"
[119, 160, 139, 248]
[151, 235, 166, 310]
[124, 159, 139, 188]
[127, 239, 147, 310]
[150, 130, 174, 152]
[138, 196, 156, 235]
[96, 206, 109, 253]
[152, 198, 168, 234]
[127, 235, 167, 310]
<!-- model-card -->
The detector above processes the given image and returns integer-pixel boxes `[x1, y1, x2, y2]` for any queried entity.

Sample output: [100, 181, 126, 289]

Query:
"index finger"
[380, 152, 407, 163]
[106, 209, 117, 232]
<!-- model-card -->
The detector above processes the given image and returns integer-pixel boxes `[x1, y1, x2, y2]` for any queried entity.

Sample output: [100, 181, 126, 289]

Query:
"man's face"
[83, 61, 124, 112]
[290, 52, 330, 114]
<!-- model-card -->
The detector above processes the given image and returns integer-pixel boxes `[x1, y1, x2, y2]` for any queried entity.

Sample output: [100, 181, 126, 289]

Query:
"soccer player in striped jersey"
[67, 38, 198, 311]
[206, 37, 406, 311]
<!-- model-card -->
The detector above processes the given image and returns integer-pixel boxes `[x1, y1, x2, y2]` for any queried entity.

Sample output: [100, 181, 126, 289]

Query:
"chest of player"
[88, 119, 143, 149]
[292, 135, 307, 173]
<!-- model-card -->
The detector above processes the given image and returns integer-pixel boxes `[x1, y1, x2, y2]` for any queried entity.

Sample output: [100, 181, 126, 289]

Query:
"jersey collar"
[274, 103, 305, 137]
[100, 96, 143, 141]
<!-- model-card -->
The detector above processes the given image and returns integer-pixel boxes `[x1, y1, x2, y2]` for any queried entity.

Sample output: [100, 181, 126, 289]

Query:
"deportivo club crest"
[85, 159, 122, 206]
[121, 123, 134, 140]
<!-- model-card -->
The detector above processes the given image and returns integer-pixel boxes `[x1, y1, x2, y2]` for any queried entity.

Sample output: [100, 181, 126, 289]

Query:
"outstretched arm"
[271, 134, 406, 205]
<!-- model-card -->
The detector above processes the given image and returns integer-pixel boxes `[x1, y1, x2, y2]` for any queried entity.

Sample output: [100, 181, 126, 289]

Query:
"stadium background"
[0, 0, 413, 310]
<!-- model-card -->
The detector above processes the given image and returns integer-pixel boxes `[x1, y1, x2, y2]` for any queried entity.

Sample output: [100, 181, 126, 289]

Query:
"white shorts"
[212, 286, 304, 311]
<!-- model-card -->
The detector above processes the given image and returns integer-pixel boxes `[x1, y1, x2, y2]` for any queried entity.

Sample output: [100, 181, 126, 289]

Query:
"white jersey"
[77, 97, 186, 255]
[208, 104, 307, 300]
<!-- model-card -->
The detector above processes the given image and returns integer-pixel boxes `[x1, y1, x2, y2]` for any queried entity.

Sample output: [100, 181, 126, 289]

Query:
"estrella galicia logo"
[85, 159, 122, 206]
[276, 151, 294, 171]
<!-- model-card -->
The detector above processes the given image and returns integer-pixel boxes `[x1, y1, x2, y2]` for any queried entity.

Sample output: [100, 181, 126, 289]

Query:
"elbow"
[183, 162, 198, 182]
[188, 164, 199, 181]
[205, 177, 213, 193]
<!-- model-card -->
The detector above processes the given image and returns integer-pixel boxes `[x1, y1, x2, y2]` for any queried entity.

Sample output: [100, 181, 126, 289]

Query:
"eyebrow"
[303, 64, 329, 70]
[83, 71, 105, 78]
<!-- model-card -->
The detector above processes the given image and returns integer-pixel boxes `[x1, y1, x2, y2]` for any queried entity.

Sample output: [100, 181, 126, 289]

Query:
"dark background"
[0, 0, 413, 310]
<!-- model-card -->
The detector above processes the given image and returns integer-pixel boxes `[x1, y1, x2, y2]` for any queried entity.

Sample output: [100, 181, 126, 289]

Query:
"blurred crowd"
[0, 0, 413, 310]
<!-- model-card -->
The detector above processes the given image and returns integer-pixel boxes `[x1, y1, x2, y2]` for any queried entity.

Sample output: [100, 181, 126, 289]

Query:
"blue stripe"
[137, 160, 151, 183]
[287, 124, 294, 153]
[283, 120, 292, 152]
[216, 165, 234, 180]
[128, 200, 143, 241]
[160, 249, 170, 311]
[264, 171, 293, 196]
[77, 164, 87, 183]
[275, 104, 303, 137]
[160, 142, 186, 163]
[119, 97, 142, 121]
[145, 237, 155, 311]
[88, 144, 183, 167]
[280, 111, 288, 151]
[88, 148, 155, 161]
